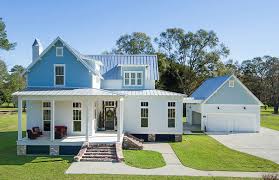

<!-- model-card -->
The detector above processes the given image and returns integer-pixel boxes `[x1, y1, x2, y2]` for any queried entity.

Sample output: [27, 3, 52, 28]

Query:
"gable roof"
[23, 37, 102, 77]
[191, 75, 230, 100]
[191, 75, 263, 105]
[85, 55, 159, 80]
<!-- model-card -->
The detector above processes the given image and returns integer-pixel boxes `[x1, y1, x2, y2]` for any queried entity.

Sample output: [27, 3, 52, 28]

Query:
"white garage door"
[206, 113, 257, 132]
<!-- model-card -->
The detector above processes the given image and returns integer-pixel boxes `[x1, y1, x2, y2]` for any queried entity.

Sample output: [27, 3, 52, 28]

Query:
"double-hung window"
[54, 64, 65, 86]
[124, 71, 143, 86]
[140, 102, 148, 127]
[42, 102, 51, 131]
[73, 102, 82, 132]
[168, 102, 176, 128]
[56, 47, 63, 57]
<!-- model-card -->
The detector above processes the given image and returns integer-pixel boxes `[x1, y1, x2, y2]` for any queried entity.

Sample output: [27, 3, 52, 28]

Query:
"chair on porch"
[32, 127, 43, 136]
[55, 126, 67, 139]
[26, 129, 39, 139]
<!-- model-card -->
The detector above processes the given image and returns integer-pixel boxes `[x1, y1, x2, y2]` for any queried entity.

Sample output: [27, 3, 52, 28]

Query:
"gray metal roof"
[112, 89, 186, 96]
[85, 55, 159, 80]
[13, 88, 122, 96]
[13, 88, 185, 97]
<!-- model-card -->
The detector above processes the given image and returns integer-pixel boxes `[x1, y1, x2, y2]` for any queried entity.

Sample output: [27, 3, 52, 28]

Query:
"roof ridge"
[85, 54, 157, 57]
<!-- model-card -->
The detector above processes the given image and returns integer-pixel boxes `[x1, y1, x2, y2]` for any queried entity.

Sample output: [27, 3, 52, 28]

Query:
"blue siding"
[206, 76, 259, 104]
[27, 42, 92, 88]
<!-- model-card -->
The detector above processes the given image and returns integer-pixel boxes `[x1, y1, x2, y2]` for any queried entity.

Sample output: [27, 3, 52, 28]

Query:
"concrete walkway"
[65, 142, 278, 178]
[209, 127, 279, 164]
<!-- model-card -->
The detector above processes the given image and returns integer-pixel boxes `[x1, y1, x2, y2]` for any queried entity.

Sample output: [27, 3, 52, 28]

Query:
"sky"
[1, 0, 279, 69]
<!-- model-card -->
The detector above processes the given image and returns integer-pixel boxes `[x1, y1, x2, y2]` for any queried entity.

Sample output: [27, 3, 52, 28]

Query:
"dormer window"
[124, 71, 143, 86]
[229, 80, 234, 87]
[56, 47, 63, 57]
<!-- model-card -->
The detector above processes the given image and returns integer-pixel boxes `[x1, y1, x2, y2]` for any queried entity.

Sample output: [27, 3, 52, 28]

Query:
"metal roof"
[190, 75, 230, 100]
[85, 55, 159, 80]
[112, 89, 186, 96]
[13, 88, 123, 96]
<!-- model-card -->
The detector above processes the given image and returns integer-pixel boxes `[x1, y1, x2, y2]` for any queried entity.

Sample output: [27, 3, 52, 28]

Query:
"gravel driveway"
[208, 127, 279, 164]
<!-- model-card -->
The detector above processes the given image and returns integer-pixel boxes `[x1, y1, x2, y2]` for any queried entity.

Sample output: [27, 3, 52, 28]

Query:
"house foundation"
[148, 134, 156, 142]
[175, 134, 182, 142]
[49, 145, 59, 156]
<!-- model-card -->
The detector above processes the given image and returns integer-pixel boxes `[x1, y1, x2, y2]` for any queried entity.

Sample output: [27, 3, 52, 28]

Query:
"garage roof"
[191, 76, 230, 100]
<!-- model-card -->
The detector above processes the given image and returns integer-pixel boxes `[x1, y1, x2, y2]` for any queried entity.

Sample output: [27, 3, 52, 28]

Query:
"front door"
[105, 107, 115, 130]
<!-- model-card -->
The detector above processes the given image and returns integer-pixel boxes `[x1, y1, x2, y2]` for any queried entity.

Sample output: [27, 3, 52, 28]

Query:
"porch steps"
[79, 143, 118, 162]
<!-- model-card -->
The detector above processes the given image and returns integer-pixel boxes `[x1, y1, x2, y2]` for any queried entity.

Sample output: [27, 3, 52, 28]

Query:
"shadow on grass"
[0, 131, 73, 165]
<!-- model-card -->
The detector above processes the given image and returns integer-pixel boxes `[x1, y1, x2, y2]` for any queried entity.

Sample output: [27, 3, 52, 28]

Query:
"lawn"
[260, 107, 279, 131]
[123, 150, 166, 169]
[170, 135, 279, 172]
[0, 113, 254, 180]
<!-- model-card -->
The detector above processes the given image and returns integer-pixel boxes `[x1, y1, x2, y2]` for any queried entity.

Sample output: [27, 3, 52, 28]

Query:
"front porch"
[14, 88, 125, 152]
[17, 132, 123, 146]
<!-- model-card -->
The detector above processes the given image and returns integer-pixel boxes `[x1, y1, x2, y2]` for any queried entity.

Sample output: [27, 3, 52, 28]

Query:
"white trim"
[117, 64, 149, 67]
[140, 100, 149, 128]
[54, 64, 65, 87]
[56, 47, 63, 57]
[72, 102, 82, 133]
[123, 71, 143, 87]
[167, 101, 176, 128]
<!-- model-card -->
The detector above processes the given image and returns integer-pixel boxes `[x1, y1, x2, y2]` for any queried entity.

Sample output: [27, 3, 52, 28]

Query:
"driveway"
[208, 127, 279, 164]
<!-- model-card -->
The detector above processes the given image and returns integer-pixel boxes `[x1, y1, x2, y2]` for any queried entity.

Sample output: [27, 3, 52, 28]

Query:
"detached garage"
[186, 75, 263, 133]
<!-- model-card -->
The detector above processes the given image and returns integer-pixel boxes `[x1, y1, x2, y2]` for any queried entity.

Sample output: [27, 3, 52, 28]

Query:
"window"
[73, 102, 82, 132]
[168, 102, 176, 128]
[42, 102, 51, 131]
[140, 102, 148, 127]
[56, 47, 63, 56]
[123, 71, 143, 86]
[54, 64, 65, 86]
[229, 80, 234, 87]
[105, 101, 115, 107]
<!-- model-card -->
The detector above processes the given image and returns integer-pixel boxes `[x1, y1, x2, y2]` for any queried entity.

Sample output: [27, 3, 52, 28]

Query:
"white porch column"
[117, 97, 124, 142]
[17, 96, 22, 140]
[85, 101, 89, 142]
[50, 100, 55, 141]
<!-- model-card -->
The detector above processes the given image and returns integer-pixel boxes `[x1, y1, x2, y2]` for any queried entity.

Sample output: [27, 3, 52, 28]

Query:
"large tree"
[0, 60, 8, 104]
[0, 18, 16, 51]
[113, 32, 155, 54]
[155, 28, 229, 94]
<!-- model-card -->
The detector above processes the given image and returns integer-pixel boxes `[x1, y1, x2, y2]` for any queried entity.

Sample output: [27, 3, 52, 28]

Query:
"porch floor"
[17, 132, 122, 146]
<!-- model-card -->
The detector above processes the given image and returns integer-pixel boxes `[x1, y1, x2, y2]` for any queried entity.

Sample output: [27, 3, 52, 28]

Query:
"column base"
[148, 134, 156, 142]
[175, 135, 182, 142]
[17, 145, 26, 155]
[50, 145, 59, 156]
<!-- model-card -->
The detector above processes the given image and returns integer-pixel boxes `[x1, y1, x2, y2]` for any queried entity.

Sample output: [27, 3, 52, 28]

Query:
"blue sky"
[1, 0, 279, 69]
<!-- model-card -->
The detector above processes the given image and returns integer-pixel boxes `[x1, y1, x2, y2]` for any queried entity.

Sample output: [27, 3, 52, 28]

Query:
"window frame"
[123, 71, 143, 86]
[54, 64, 65, 86]
[229, 80, 235, 87]
[168, 101, 176, 128]
[140, 101, 149, 128]
[56, 47, 63, 57]
[42, 101, 51, 132]
[72, 102, 82, 132]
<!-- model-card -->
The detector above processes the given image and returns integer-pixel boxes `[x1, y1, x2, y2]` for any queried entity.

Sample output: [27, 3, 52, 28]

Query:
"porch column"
[17, 96, 22, 140]
[117, 97, 124, 142]
[85, 101, 89, 142]
[51, 100, 55, 141]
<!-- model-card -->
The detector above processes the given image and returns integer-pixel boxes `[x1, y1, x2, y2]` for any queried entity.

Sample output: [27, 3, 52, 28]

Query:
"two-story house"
[13, 37, 185, 156]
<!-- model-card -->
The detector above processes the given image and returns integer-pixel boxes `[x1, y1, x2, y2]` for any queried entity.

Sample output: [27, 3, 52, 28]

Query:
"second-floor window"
[56, 47, 63, 57]
[54, 64, 65, 86]
[124, 71, 143, 86]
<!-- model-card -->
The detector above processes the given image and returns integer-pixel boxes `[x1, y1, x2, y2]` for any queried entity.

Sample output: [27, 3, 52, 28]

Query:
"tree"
[113, 32, 155, 54]
[0, 18, 16, 51]
[0, 60, 8, 104]
[155, 28, 230, 94]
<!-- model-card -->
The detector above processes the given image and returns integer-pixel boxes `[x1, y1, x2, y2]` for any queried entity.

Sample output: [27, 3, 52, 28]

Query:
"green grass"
[171, 135, 279, 172]
[261, 115, 279, 131]
[261, 107, 275, 115]
[123, 150, 166, 169]
[0, 113, 255, 179]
